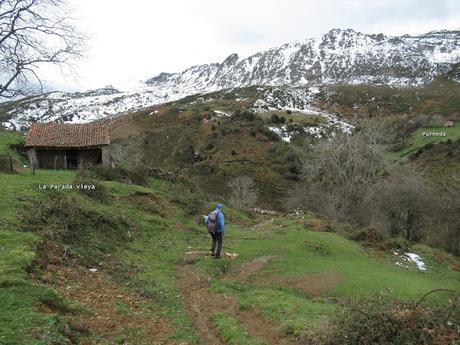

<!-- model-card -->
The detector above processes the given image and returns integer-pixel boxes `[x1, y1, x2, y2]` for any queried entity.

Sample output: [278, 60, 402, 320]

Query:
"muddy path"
[42, 262, 183, 345]
[177, 256, 303, 345]
[34, 242, 181, 345]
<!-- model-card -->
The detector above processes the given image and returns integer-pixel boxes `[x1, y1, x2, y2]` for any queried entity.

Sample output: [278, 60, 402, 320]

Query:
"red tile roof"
[25, 122, 110, 148]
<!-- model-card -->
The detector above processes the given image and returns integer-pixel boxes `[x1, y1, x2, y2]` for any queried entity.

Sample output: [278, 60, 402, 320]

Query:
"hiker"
[205, 204, 225, 258]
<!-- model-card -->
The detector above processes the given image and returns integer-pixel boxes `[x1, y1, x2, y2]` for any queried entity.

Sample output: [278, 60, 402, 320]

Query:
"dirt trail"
[45, 263, 182, 344]
[177, 257, 302, 345]
[229, 255, 275, 279]
[250, 218, 275, 230]
[256, 271, 342, 297]
[34, 240, 182, 345]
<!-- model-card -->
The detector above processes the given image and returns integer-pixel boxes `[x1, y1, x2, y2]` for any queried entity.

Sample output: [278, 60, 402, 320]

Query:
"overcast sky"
[44, 0, 460, 91]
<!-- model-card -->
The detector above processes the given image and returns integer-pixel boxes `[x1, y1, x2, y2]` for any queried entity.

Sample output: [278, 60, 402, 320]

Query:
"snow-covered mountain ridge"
[1, 28, 459, 130]
[146, 29, 460, 89]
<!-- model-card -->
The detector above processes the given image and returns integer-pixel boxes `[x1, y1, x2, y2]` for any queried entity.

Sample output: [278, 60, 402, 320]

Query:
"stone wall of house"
[101, 146, 111, 166]
[26, 149, 38, 168]
[78, 149, 101, 167]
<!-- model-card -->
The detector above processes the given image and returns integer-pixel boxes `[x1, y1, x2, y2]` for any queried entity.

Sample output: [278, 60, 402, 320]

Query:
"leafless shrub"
[227, 176, 257, 210]
[363, 168, 436, 242]
[431, 174, 460, 254]
[110, 139, 144, 165]
[284, 183, 336, 218]
[299, 123, 389, 220]
[286, 118, 460, 254]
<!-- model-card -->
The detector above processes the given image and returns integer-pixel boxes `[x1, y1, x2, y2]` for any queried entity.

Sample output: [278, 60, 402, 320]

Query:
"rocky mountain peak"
[1, 28, 459, 130]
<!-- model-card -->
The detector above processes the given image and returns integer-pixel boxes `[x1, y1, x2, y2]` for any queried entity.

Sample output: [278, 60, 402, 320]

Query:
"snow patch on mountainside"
[249, 87, 354, 138]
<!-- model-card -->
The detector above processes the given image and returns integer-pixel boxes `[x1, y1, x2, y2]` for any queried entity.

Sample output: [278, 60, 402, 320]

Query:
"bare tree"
[228, 176, 257, 210]
[0, 0, 85, 99]
[299, 124, 389, 219]
[363, 169, 436, 242]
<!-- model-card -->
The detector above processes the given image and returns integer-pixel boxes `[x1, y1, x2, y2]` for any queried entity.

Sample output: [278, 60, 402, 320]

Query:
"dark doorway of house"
[66, 149, 78, 169]
[96, 149, 102, 164]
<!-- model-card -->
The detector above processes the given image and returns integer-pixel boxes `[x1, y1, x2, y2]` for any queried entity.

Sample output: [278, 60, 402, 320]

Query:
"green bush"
[233, 109, 257, 121]
[285, 150, 302, 175]
[0, 153, 13, 172]
[270, 114, 287, 124]
[206, 141, 215, 150]
[256, 124, 280, 141]
[271, 114, 281, 124]
[308, 295, 460, 345]
[348, 227, 409, 251]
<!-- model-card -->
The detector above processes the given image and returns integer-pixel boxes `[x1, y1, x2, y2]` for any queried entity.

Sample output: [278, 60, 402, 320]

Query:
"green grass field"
[391, 122, 460, 159]
[1, 128, 459, 344]
[204, 215, 460, 337]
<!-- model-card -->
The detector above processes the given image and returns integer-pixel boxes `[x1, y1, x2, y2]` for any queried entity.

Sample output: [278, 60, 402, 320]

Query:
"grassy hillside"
[105, 80, 460, 210]
[390, 122, 460, 159]
[409, 137, 460, 186]
[1, 145, 459, 344]
[316, 78, 460, 119]
[0, 129, 27, 170]
[109, 103, 297, 208]
[2, 86, 460, 345]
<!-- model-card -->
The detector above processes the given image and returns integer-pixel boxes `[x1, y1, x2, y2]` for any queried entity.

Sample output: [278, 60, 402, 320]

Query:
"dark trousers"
[210, 232, 223, 257]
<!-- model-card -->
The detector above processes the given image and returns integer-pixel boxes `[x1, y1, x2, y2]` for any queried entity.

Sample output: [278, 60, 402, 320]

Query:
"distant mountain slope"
[146, 29, 460, 90]
[1, 28, 459, 130]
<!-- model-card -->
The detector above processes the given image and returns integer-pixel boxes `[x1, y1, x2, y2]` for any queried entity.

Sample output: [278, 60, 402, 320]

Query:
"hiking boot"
[210, 251, 215, 256]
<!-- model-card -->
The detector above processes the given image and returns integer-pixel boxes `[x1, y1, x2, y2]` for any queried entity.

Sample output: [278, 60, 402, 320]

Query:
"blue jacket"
[205, 209, 225, 235]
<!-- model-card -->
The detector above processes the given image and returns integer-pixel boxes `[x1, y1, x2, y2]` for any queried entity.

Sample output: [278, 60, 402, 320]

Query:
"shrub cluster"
[227, 176, 258, 210]
[0, 153, 13, 172]
[270, 114, 286, 124]
[233, 109, 257, 121]
[74, 169, 110, 204]
[170, 183, 206, 216]
[283, 150, 302, 181]
[287, 121, 460, 254]
[307, 294, 460, 345]
[255, 124, 279, 141]
[22, 192, 130, 265]
[89, 164, 148, 186]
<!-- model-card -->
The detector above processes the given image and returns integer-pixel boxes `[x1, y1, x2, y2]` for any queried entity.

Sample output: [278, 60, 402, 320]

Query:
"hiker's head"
[216, 204, 224, 210]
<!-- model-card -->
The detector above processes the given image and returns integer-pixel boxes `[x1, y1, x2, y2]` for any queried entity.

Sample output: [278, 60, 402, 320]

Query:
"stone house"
[25, 122, 111, 169]
[443, 119, 454, 128]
